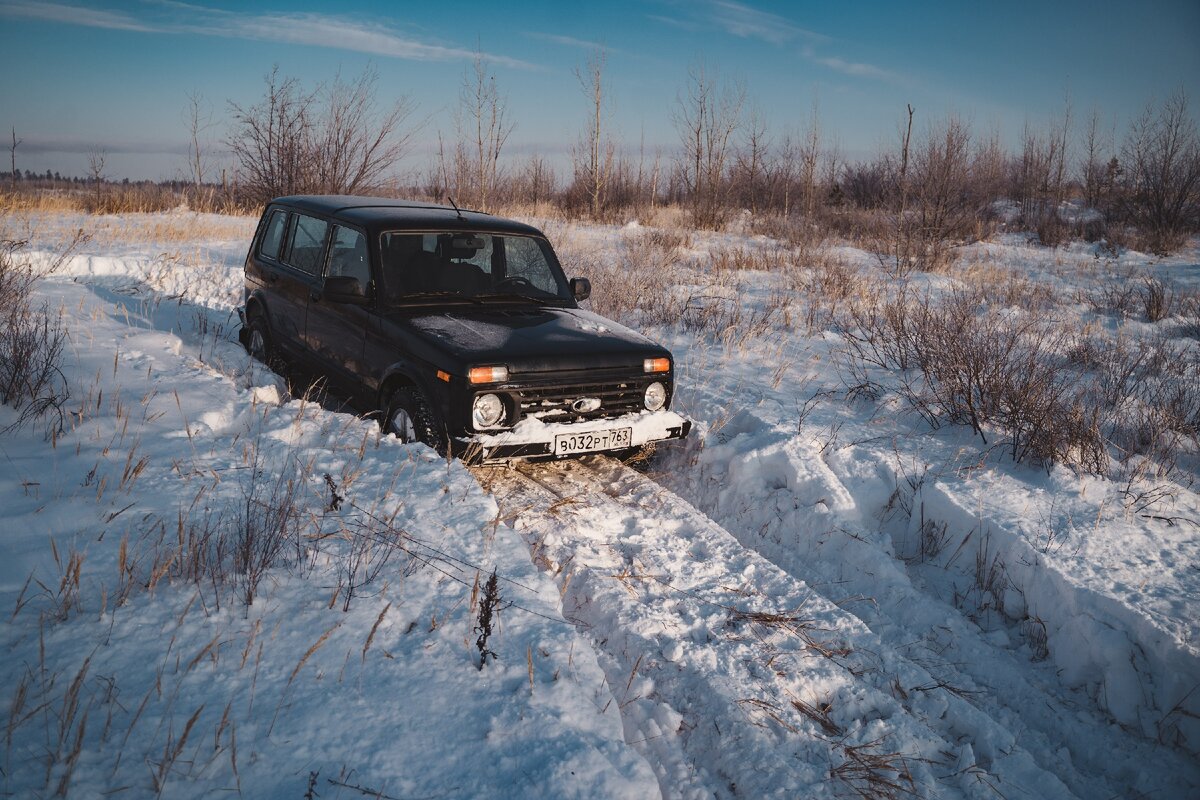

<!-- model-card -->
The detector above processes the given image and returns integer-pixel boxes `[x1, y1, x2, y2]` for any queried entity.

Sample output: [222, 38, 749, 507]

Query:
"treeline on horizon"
[5, 58, 1199, 257]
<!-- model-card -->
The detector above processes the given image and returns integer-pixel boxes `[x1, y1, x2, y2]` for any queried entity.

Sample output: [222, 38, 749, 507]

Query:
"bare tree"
[673, 61, 744, 228]
[454, 52, 514, 210]
[512, 154, 556, 206]
[227, 65, 417, 205]
[1119, 89, 1200, 253]
[571, 48, 615, 218]
[890, 104, 915, 272]
[227, 68, 316, 203]
[9, 128, 20, 189]
[1081, 108, 1107, 210]
[312, 67, 418, 197]
[183, 90, 214, 192]
[1011, 97, 1071, 226]
[797, 103, 823, 218]
[732, 103, 769, 214]
[910, 114, 975, 267]
[87, 147, 106, 207]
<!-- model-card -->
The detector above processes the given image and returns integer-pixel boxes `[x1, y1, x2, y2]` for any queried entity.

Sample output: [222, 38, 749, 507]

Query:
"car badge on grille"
[571, 397, 601, 413]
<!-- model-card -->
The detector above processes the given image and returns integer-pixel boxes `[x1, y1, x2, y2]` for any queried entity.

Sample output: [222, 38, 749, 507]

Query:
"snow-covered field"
[2, 208, 1198, 798]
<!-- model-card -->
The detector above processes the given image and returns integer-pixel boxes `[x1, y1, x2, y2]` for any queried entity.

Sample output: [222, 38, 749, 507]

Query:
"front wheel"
[383, 387, 446, 453]
[614, 442, 656, 471]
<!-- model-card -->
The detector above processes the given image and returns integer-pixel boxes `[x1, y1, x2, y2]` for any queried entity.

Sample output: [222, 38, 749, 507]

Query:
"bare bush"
[227, 66, 417, 205]
[842, 287, 1107, 472]
[1117, 90, 1200, 254]
[0, 238, 74, 434]
[1141, 277, 1174, 322]
[234, 453, 304, 606]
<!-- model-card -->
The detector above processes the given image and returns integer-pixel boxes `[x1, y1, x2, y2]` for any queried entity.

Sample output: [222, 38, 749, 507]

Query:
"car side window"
[283, 214, 329, 275]
[326, 226, 370, 289]
[259, 209, 288, 261]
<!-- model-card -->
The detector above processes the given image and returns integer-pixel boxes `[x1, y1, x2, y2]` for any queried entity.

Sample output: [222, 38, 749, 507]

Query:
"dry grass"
[830, 738, 917, 799]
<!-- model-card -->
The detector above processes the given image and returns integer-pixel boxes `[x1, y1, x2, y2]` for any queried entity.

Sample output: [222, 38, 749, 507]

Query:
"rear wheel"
[245, 313, 283, 372]
[384, 387, 445, 453]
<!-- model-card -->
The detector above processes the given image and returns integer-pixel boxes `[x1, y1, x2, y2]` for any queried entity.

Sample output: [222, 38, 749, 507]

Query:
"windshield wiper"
[474, 292, 567, 306]
[392, 291, 480, 305]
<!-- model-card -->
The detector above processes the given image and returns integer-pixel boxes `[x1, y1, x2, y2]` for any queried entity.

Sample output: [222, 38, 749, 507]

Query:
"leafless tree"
[890, 104, 915, 272]
[512, 154, 557, 206]
[9, 128, 20, 189]
[227, 68, 317, 203]
[183, 90, 214, 192]
[571, 48, 615, 218]
[797, 104, 824, 219]
[453, 52, 514, 210]
[732, 103, 770, 214]
[1080, 108, 1109, 210]
[673, 61, 744, 228]
[227, 65, 417, 205]
[1011, 97, 1071, 226]
[1118, 89, 1200, 253]
[312, 67, 418, 197]
[909, 114, 975, 267]
[87, 147, 106, 207]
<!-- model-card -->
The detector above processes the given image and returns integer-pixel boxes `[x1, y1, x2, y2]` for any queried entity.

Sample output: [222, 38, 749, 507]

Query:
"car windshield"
[379, 232, 572, 306]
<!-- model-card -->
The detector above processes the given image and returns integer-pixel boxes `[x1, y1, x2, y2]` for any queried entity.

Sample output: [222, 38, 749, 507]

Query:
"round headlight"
[472, 393, 505, 429]
[644, 381, 667, 411]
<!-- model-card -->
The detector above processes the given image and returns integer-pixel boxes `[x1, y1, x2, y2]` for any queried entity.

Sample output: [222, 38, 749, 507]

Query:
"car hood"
[385, 306, 668, 375]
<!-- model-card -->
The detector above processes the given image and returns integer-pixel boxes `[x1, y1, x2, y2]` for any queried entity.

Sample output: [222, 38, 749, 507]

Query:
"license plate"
[554, 427, 632, 455]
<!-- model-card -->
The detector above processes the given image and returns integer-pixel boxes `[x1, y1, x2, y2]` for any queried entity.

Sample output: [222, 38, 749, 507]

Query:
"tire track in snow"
[652, 416, 1200, 799]
[476, 457, 1076, 800]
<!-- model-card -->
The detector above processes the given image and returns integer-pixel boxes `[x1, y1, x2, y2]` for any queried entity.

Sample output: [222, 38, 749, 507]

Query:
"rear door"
[274, 212, 331, 364]
[306, 224, 372, 398]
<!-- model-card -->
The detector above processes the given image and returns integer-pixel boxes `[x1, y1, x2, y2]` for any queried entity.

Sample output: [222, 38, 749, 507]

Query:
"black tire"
[614, 442, 656, 471]
[245, 313, 280, 371]
[383, 387, 446, 453]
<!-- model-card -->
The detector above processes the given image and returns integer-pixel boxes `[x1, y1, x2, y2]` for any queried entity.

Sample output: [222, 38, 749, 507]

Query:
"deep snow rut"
[476, 457, 1078, 800]
[651, 412, 1200, 799]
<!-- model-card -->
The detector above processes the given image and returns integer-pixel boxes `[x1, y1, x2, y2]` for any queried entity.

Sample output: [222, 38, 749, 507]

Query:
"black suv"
[237, 195, 690, 463]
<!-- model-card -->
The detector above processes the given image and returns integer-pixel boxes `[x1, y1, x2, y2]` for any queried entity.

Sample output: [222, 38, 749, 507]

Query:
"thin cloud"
[646, 14, 703, 34]
[651, 0, 900, 84]
[706, 0, 824, 46]
[0, 1, 535, 69]
[526, 32, 616, 53]
[0, 1, 154, 32]
[801, 46, 900, 83]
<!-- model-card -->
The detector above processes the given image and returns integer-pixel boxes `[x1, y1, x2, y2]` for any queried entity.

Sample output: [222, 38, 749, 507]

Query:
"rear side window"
[327, 226, 370, 288]
[259, 209, 287, 260]
[283, 214, 329, 275]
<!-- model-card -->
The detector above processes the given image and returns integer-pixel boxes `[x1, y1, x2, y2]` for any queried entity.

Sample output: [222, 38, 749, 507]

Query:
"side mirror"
[324, 275, 369, 305]
[570, 277, 591, 302]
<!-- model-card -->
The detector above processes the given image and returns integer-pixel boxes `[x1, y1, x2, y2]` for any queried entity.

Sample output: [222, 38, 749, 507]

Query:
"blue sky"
[2, 0, 1198, 181]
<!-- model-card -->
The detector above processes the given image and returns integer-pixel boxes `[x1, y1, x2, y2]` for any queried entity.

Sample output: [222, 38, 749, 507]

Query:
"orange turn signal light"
[436, 370, 451, 382]
[643, 357, 670, 374]
[468, 365, 509, 384]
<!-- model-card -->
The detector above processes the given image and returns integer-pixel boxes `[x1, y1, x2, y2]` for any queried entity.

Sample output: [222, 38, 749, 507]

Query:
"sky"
[1, 0, 1198, 182]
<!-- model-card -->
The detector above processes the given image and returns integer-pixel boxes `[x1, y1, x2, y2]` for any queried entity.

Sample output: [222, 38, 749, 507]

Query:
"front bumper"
[456, 409, 691, 464]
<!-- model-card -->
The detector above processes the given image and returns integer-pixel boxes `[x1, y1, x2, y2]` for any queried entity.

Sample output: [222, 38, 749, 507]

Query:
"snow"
[1, 207, 1198, 799]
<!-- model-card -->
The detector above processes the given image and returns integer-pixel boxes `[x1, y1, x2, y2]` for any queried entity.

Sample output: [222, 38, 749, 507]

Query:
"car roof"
[270, 195, 545, 238]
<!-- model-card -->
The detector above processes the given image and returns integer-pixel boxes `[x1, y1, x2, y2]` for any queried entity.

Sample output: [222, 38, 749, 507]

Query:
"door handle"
[264, 271, 279, 283]
[309, 290, 321, 302]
